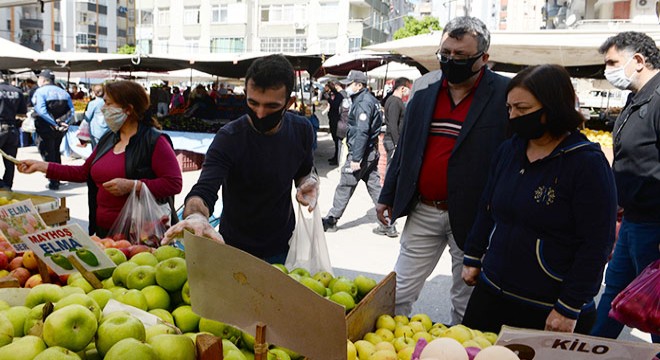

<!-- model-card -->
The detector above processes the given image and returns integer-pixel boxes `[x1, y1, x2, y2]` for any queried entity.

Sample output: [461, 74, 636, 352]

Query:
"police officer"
[31, 70, 74, 190]
[0, 77, 27, 190]
[322, 70, 397, 236]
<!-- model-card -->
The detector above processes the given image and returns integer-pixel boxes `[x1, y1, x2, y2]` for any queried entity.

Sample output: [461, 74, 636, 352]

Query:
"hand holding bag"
[608, 259, 660, 335]
[285, 204, 333, 275]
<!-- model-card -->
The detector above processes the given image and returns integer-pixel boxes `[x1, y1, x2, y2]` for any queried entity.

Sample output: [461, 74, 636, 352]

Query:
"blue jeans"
[591, 218, 660, 343]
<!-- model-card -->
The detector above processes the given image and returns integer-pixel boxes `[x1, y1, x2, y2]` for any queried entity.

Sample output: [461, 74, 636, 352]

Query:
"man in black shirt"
[0, 77, 28, 189]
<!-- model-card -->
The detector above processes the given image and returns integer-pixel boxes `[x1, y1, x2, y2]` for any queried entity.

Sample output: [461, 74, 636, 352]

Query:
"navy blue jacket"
[379, 69, 510, 249]
[463, 132, 617, 319]
[346, 88, 382, 162]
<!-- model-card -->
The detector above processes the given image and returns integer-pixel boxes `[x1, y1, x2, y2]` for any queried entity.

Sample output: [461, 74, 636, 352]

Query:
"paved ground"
[10, 132, 652, 343]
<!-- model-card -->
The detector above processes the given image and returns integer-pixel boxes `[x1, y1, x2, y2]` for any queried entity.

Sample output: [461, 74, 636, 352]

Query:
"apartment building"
[0, 0, 136, 53]
[135, 0, 399, 56]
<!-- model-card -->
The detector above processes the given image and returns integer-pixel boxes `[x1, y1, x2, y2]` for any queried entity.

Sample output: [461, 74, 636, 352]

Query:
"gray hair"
[442, 16, 491, 53]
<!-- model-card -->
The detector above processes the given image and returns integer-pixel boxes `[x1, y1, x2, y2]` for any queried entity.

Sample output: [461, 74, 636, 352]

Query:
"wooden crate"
[176, 150, 205, 172]
[346, 271, 396, 342]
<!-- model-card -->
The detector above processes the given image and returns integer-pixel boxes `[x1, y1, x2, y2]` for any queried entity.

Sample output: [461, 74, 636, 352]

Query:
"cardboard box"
[496, 326, 660, 360]
[0, 190, 59, 213]
[183, 232, 396, 360]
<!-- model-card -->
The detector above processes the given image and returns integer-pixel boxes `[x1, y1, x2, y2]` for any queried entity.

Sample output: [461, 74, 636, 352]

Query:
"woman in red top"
[19, 81, 183, 236]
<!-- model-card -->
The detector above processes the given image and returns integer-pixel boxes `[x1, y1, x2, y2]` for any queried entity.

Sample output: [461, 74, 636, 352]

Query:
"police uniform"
[0, 82, 27, 189]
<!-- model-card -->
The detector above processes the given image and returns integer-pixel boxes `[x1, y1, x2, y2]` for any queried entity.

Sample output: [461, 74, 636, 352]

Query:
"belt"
[419, 196, 449, 211]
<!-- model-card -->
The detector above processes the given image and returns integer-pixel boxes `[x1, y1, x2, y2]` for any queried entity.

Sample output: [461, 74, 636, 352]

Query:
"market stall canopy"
[368, 62, 422, 80]
[367, 29, 660, 78]
[318, 50, 424, 77]
[0, 37, 42, 69]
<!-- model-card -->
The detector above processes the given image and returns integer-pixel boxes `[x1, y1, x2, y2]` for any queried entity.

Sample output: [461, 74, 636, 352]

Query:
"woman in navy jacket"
[461, 65, 617, 334]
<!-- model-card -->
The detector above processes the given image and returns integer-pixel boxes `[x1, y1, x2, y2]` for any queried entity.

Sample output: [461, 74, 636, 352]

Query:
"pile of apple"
[347, 314, 519, 360]
[271, 264, 378, 313]
[0, 242, 58, 289]
[581, 129, 613, 148]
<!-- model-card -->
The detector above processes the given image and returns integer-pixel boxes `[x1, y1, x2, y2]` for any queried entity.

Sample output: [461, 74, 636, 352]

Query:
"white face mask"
[604, 57, 634, 90]
[101, 106, 128, 133]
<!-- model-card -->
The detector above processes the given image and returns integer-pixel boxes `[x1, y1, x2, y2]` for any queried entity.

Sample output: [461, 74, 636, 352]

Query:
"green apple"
[61, 285, 86, 297]
[271, 263, 288, 274]
[1, 305, 29, 337]
[272, 346, 302, 360]
[148, 309, 174, 325]
[394, 324, 413, 339]
[408, 321, 426, 333]
[103, 338, 157, 360]
[347, 340, 357, 360]
[354, 275, 377, 298]
[0, 312, 14, 347]
[375, 314, 396, 331]
[117, 289, 149, 311]
[110, 286, 129, 299]
[312, 271, 333, 287]
[112, 261, 139, 287]
[222, 338, 240, 355]
[241, 331, 255, 351]
[145, 323, 178, 341]
[268, 348, 292, 360]
[354, 340, 376, 360]
[33, 346, 82, 360]
[130, 252, 159, 267]
[329, 291, 355, 312]
[299, 276, 326, 296]
[126, 265, 157, 290]
[392, 337, 416, 352]
[105, 247, 127, 265]
[363, 332, 384, 345]
[288, 273, 302, 282]
[242, 349, 256, 360]
[393, 315, 409, 325]
[410, 313, 433, 331]
[483, 331, 498, 345]
[102, 277, 116, 289]
[23, 303, 45, 336]
[152, 246, 185, 262]
[172, 305, 200, 333]
[43, 304, 98, 352]
[69, 278, 94, 293]
[225, 349, 248, 360]
[24, 283, 65, 308]
[370, 349, 397, 360]
[54, 293, 102, 321]
[330, 278, 357, 299]
[0, 300, 9, 311]
[181, 280, 191, 305]
[198, 317, 241, 343]
[413, 331, 433, 343]
[397, 346, 414, 360]
[94, 267, 116, 280]
[87, 288, 113, 310]
[155, 257, 187, 292]
[0, 335, 46, 359]
[96, 314, 146, 356]
[442, 324, 473, 343]
[67, 272, 84, 285]
[374, 328, 394, 342]
[148, 334, 196, 360]
[141, 285, 171, 310]
[471, 335, 493, 349]
[375, 342, 396, 353]
[100, 310, 131, 324]
[289, 267, 310, 278]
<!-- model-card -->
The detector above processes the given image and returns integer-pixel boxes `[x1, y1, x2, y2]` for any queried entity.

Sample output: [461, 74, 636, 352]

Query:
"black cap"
[39, 69, 55, 81]
[339, 70, 368, 85]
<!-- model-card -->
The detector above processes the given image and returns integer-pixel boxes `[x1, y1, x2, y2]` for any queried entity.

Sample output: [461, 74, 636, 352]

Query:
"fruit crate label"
[19, 223, 115, 275]
[0, 199, 48, 253]
[495, 326, 660, 360]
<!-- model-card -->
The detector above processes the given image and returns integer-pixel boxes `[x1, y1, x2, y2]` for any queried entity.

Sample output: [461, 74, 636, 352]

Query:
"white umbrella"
[0, 37, 42, 69]
[368, 62, 422, 80]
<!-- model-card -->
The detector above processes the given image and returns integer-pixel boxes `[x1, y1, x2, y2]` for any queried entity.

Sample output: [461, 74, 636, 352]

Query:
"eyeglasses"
[435, 50, 483, 65]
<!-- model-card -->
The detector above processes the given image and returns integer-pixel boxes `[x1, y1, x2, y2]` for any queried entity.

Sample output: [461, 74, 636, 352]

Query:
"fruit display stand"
[184, 231, 396, 360]
[0, 191, 70, 227]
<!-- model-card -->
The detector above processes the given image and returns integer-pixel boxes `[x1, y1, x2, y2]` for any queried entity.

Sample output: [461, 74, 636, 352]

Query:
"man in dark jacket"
[376, 16, 510, 324]
[592, 31, 660, 344]
[0, 77, 27, 189]
[383, 77, 411, 163]
[323, 70, 397, 237]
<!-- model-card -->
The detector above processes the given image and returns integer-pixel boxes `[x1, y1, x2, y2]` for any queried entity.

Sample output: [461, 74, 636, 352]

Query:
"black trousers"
[35, 120, 64, 186]
[462, 280, 596, 334]
[0, 125, 19, 189]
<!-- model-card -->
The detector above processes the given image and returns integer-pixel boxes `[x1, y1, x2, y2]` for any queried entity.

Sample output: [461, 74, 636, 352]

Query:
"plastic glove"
[296, 176, 319, 212]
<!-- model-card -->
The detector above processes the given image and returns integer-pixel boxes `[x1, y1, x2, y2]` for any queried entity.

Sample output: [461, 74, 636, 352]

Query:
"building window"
[185, 38, 200, 53]
[260, 4, 305, 23]
[127, 27, 134, 37]
[157, 8, 169, 26]
[349, 37, 361, 52]
[319, 2, 339, 21]
[128, 9, 135, 21]
[79, 12, 89, 24]
[138, 38, 152, 53]
[184, 7, 200, 25]
[211, 4, 228, 23]
[260, 37, 306, 53]
[140, 9, 153, 25]
[76, 33, 87, 46]
[211, 37, 244, 53]
[319, 38, 336, 54]
[155, 38, 168, 54]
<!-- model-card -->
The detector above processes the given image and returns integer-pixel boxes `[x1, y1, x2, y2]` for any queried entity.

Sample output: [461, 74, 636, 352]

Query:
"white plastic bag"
[285, 204, 333, 275]
[21, 111, 36, 133]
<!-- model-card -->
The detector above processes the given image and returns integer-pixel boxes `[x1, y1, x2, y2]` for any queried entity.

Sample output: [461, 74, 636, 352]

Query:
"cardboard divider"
[346, 271, 396, 342]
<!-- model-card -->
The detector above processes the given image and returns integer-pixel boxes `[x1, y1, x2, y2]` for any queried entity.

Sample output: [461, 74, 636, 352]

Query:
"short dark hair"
[393, 77, 411, 90]
[599, 31, 660, 69]
[507, 65, 583, 138]
[442, 16, 490, 53]
[245, 54, 295, 97]
[105, 80, 160, 128]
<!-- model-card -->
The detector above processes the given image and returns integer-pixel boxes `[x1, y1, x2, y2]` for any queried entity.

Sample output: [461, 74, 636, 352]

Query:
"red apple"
[9, 256, 23, 271]
[25, 274, 43, 288]
[114, 240, 131, 249]
[118, 247, 131, 258]
[58, 274, 70, 284]
[128, 245, 151, 258]
[10, 267, 30, 286]
[0, 252, 8, 270]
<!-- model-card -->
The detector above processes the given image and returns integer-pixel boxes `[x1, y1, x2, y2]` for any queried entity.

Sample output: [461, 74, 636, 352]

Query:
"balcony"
[20, 18, 43, 29]
[20, 40, 43, 51]
[88, 25, 108, 35]
[87, 2, 107, 14]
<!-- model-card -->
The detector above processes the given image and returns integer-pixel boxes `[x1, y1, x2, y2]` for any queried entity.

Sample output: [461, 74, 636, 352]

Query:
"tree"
[116, 44, 136, 54]
[393, 16, 442, 40]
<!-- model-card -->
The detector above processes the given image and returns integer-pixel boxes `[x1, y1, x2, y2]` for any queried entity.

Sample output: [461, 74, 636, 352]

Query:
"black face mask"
[440, 53, 483, 84]
[509, 108, 546, 140]
[247, 106, 286, 134]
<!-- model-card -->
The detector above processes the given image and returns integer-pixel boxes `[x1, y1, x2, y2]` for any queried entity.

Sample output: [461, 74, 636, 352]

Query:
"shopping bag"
[608, 259, 660, 335]
[285, 204, 333, 275]
[106, 183, 171, 247]
[76, 120, 91, 142]
[21, 111, 36, 133]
